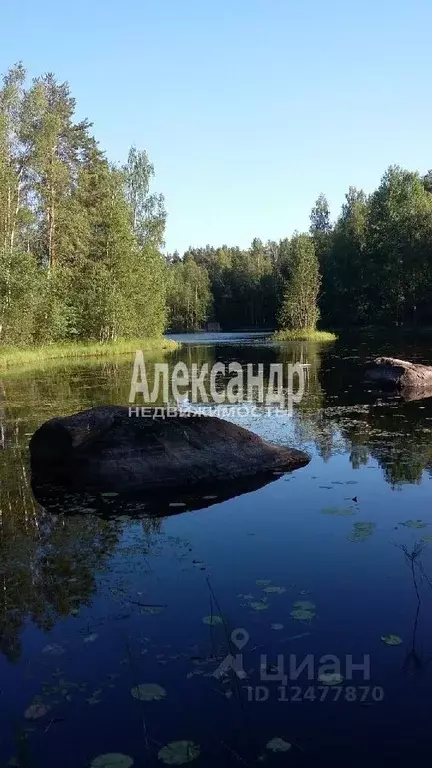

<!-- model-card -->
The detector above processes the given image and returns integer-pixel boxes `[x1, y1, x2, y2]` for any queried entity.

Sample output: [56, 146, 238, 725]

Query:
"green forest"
[169, 174, 432, 333]
[2, 62, 432, 347]
[0, 64, 167, 347]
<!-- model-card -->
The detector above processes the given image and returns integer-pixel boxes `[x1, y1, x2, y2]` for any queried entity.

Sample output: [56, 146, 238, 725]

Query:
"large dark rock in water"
[365, 357, 432, 391]
[30, 406, 309, 494]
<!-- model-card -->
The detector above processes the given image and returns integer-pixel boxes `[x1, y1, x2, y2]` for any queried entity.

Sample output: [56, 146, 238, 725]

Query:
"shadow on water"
[31, 473, 287, 518]
[1, 332, 432, 765]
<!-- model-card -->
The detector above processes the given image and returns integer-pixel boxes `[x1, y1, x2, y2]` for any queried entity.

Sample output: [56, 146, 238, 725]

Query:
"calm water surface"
[1, 332, 432, 766]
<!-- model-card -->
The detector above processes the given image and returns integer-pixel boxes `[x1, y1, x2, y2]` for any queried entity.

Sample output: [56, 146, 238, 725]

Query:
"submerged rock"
[30, 406, 310, 495]
[365, 357, 432, 390]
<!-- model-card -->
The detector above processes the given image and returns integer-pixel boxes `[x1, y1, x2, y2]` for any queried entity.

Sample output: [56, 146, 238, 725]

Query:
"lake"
[1, 331, 432, 767]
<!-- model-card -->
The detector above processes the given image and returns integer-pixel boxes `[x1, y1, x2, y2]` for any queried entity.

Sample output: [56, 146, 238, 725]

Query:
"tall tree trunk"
[9, 170, 23, 253]
[48, 151, 56, 269]
[5, 185, 11, 252]
[48, 188, 55, 269]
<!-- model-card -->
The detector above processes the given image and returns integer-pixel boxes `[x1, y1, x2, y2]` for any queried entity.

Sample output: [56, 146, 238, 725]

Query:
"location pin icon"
[231, 628, 249, 650]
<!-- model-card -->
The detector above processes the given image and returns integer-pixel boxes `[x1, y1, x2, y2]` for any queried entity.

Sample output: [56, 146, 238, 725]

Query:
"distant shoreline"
[0, 338, 179, 371]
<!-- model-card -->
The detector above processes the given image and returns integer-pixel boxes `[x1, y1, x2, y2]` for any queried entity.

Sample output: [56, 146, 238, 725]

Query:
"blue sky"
[2, 0, 431, 253]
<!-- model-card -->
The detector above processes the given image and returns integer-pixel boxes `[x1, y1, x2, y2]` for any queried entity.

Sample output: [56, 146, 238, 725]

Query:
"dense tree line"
[167, 168, 432, 332]
[0, 64, 167, 346]
[3, 63, 432, 344]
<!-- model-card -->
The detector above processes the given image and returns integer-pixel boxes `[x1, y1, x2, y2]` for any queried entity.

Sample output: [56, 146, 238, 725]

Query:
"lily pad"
[131, 683, 166, 701]
[270, 623, 284, 631]
[318, 672, 344, 685]
[101, 492, 119, 498]
[266, 737, 291, 753]
[400, 520, 428, 529]
[421, 536, 432, 543]
[141, 605, 165, 615]
[42, 643, 65, 655]
[158, 740, 200, 765]
[84, 633, 99, 643]
[87, 689, 103, 705]
[381, 634, 402, 646]
[263, 586, 286, 594]
[321, 507, 354, 516]
[250, 601, 269, 611]
[24, 702, 50, 720]
[293, 600, 316, 610]
[290, 608, 315, 621]
[202, 615, 223, 626]
[256, 579, 272, 587]
[91, 755, 134, 768]
[348, 521, 376, 542]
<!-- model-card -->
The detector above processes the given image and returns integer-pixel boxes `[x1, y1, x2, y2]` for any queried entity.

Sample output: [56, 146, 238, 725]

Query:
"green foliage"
[0, 63, 168, 348]
[3, 64, 432, 341]
[0, 249, 42, 345]
[124, 146, 166, 249]
[363, 166, 432, 325]
[170, 164, 432, 333]
[273, 329, 336, 341]
[277, 234, 321, 332]
[168, 240, 280, 331]
[167, 258, 213, 331]
[310, 193, 332, 235]
[325, 187, 369, 325]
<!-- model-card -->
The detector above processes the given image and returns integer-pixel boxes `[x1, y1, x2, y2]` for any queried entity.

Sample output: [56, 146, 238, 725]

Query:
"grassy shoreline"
[273, 329, 338, 342]
[0, 337, 179, 370]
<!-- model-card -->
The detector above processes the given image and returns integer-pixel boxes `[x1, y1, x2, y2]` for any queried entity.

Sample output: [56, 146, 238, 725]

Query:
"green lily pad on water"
[158, 741, 200, 765]
[263, 586, 286, 594]
[321, 507, 354, 516]
[250, 601, 269, 611]
[421, 536, 432, 543]
[24, 702, 50, 720]
[141, 605, 165, 615]
[293, 600, 316, 610]
[318, 672, 344, 685]
[270, 623, 284, 631]
[348, 521, 376, 542]
[266, 737, 292, 753]
[202, 615, 223, 626]
[400, 520, 428, 529]
[381, 634, 402, 646]
[131, 683, 166, 701]
[43, 643, 65, 655]
[291, 608, 315, 621]
[256, 579, 272, 587]
[91, 755, 134, 768]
